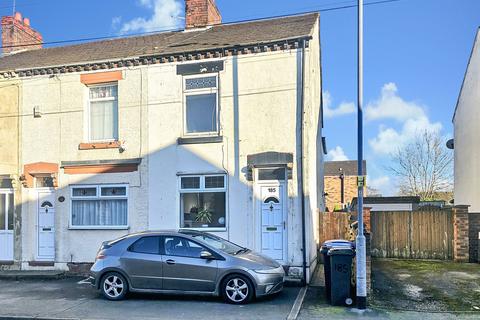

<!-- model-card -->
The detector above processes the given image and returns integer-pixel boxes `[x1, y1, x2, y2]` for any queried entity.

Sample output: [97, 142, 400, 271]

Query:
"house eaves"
[0, 13, 319, 79]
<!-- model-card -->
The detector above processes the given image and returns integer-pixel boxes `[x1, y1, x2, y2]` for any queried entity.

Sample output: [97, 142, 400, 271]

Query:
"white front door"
[0, 191, 14, 261]
[37, 190, 55, 261]
[260, 184, 285, 261]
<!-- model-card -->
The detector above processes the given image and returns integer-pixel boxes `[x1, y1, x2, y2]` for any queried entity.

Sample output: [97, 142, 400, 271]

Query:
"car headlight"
[254, 266, 284, 274]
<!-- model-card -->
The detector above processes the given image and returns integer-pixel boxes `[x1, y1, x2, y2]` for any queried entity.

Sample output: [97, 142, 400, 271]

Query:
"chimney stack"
[185, 0, 221, 30]
[1, 12, 42, 55]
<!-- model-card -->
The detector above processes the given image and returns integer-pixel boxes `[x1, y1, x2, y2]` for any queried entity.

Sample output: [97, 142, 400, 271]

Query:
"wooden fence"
[318, 211, 353, 245]
[370, 210, 454, 260]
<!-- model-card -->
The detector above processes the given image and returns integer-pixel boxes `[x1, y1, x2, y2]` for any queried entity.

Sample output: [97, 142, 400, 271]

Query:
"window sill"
[78, 141, 121, 150]
[181, 227, 227, 232]
[177, 136, 223, 145]
[68, 226, 129, 230]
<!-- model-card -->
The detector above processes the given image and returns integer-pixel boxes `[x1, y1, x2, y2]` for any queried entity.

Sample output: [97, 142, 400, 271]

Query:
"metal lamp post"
[356, 0, 367, 310]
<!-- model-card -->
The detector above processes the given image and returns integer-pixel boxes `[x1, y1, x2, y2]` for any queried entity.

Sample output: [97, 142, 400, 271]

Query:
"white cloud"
[112, 16, 122, 29]
[326, 146, 349, 161]
[365, 83, 426, 122]
[118, 0, 183, 34]
[367, 83, 442, 155]
[368, 175, 390, 193]
[323, 91, 355, 118]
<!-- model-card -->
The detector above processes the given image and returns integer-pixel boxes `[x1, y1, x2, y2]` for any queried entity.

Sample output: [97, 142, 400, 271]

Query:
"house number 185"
[268, 188, 276, 193]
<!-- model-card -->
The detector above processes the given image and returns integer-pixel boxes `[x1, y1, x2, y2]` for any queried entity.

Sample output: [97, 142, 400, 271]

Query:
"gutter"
[299, 39, 308, 285]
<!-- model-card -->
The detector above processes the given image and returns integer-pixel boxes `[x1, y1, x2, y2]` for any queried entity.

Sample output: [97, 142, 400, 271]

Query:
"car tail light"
[96, 251, 106, 260]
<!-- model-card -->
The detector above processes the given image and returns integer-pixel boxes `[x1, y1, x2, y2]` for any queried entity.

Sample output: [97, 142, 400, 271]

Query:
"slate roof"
[0, 13, 319, 73]
[324, 160, 367, 176]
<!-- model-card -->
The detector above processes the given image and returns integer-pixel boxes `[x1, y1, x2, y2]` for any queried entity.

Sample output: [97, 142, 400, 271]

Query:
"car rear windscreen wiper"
[234, 248, 249, 255]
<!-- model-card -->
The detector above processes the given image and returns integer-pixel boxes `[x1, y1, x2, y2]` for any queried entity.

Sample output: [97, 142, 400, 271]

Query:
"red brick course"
[453, 205, 470, 262]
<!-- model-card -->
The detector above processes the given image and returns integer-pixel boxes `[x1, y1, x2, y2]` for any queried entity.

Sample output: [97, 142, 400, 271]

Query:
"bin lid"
[321, 239, 354, 250]
[327, 247, 355, 256]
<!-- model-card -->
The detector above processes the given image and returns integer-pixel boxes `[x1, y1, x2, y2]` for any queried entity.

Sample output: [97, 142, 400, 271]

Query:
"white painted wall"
[19, 70, 149, 265]
[14, 20, 322, 278]
[454, 29, 480, 212]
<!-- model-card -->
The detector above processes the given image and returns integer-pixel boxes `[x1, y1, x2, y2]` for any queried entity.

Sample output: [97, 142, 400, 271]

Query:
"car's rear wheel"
[222, 274, 254, 304]
[101, 272, 128, 301]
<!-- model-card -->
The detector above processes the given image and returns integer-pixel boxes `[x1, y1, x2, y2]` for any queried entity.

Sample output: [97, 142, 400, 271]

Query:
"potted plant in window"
[195, 208, 213, 228]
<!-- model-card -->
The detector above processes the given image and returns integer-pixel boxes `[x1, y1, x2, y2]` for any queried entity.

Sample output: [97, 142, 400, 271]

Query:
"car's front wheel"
[100, 272, 128, 301]
[221, 274, 254, 304]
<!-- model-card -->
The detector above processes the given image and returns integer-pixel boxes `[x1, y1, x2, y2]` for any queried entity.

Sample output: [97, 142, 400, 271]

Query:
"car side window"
[129, 236, 160, 254]
[163, 236, 206, 258]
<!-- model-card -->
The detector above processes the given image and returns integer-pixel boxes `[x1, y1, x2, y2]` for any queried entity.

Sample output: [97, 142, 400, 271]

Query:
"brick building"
[324, 160, 366, 212]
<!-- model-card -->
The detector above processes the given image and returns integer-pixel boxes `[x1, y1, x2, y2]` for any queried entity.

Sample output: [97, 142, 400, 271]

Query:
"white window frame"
[179, 174, 227, 231]
[0, 188, 14, 232]
[86, 83, 119, 143]
[69, 184, 128, 230]
[182, 74, 220, 137]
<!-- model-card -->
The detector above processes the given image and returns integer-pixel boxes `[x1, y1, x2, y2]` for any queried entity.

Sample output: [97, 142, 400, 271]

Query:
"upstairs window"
[88, 84, 118, 141]
[183, 75, 219, 135]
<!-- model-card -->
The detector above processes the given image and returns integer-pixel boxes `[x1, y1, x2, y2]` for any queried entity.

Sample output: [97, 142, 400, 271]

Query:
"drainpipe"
[340, 169, 345, 207]
[299, 39, 307, 286]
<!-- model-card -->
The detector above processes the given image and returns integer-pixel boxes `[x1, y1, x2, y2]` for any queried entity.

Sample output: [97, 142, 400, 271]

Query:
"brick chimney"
[185, 0, 222, 29]
[1, 12, 42, 55]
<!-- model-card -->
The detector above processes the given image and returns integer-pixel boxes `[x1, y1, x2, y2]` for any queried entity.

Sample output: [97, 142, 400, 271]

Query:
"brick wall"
[185, 0, 221, 29]
[453, 206, 470, 262]
[324, 175, 366, 212]
[468, 213, 480, 263]
[1, 13, 42, 54]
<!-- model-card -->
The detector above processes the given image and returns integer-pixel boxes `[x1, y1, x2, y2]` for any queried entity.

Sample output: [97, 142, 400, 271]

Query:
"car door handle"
[166, 259, 176, 265]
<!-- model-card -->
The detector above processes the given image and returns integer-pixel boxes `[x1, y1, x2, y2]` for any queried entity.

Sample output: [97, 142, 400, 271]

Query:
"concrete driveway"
[371, 259, 480, 312]
[297, 259, 480, 320]
[0, 277, 301, 320]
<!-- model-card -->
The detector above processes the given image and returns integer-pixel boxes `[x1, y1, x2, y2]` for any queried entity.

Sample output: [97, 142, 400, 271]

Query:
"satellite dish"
[446, 139, 454, 150]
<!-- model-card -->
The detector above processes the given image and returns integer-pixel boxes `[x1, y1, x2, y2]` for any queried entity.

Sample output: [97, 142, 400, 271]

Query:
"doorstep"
[0, 270, 66, 280]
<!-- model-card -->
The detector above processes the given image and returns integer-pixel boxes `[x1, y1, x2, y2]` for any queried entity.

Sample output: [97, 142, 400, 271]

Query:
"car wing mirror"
[200, 250, 214, 259]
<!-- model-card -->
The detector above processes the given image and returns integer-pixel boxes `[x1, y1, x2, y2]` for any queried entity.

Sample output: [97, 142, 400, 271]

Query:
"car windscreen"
[186, 233, 245, 255]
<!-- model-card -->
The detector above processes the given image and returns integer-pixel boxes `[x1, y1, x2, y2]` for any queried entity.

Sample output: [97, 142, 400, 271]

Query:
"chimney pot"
[2, 12, 42, 54]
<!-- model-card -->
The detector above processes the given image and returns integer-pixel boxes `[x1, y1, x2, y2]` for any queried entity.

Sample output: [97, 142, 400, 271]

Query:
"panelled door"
[260, 184, 286, 261]
[0, 191, 14, 261]
[37, 190, 55, 260]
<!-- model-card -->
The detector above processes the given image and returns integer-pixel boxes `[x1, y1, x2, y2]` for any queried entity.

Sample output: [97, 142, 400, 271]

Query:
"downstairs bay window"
[70, 185, 128, 229]
[180, 175, 226, 230]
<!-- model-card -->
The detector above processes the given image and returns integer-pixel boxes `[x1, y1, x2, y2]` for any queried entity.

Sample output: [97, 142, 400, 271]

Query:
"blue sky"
[5, 0, 479, 195]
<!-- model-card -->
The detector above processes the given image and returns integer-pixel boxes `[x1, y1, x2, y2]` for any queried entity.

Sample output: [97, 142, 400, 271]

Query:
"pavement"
[0, 277, 301, 320]
[1, 259, 480, 319]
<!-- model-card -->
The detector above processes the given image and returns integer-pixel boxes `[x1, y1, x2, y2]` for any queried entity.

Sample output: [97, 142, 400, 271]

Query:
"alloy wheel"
[103, 275, 124, 298]
[225, 278, 249, 303]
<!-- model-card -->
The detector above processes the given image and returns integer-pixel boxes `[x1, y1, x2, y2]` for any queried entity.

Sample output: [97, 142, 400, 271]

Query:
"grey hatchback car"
[89, 230, 285, 304]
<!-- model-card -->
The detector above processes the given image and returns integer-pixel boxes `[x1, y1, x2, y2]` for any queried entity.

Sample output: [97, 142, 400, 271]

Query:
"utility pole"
[356, 0, 367, 310]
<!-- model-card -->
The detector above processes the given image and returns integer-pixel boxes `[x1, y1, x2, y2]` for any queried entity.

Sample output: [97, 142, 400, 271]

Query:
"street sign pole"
[356, 0, 367, 310]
